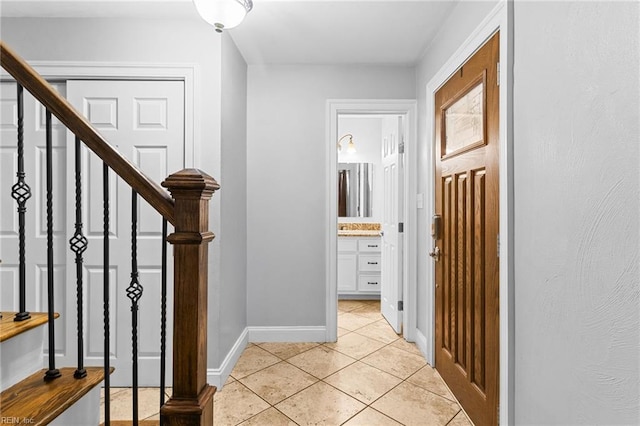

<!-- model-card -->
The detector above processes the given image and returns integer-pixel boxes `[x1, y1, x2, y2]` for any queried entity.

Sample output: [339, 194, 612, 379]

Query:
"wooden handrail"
[0, 40, 176, 225]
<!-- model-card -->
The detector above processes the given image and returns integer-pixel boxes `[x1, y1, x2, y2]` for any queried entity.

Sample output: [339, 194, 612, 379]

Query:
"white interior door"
[67, 80, 184, 386]
[381, 115, 404, 333]
[0, 81, 68, 361]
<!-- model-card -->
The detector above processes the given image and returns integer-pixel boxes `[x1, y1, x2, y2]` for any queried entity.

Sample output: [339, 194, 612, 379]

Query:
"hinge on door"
[399, 140, 405, 154]
[497, 62, 500, 86]
[398, 301, 404, 311]
[497, 233, 500, 257]
[398, 222, 404, 233]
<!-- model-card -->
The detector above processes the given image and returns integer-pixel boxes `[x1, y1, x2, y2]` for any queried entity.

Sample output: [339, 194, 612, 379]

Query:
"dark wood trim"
[0, 40, 176, 225]
[160, 169, 219, 426]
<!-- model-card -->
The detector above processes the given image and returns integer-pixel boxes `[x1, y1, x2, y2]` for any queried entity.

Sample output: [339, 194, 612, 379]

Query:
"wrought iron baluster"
[103, 162, 111, 425]
[12, 84, 31, 322]
[127, 190, 143, 425]
[160, 218, 168, 422]
[44, 109, 60, 381]
[70, 136, 88, 379]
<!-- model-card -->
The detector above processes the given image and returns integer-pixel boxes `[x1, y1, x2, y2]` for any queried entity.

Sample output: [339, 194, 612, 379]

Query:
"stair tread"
[102, 421, 160, 426]
[0, 366, 113, 425]
[0, 312, 59, 343]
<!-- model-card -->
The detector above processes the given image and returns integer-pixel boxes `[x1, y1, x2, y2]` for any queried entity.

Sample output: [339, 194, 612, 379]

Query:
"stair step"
[0, 312, 59, 342]
[0, 367, 113, 425]
[102, 421, 160, 426]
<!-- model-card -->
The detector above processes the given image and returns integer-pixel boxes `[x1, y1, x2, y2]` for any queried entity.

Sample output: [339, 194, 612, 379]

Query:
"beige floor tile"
[239, 361, 318, 404]
[214, 381, 270, 425]
[230, 345, 281, 379]
[449, 410, 475, 426]
[276, 381, 365, 425]
[372, 382, 460, 426]
[325, 332, 387, 359]
[287, 345, 356, 379]
[338, 300, 366, 312]
[362, 345, 427, 379]
[338, 312, 379, 331]
[389, 337, 424, 356]
[406, 365, 456, 401]
[342, 407, 403, 425]
[324, 361, 402, 404]
[240, 407, 298, 425]
[354, 319, 401, 344]
[350, 301, 381, 314]
[337, 326, 351, 337]
[257, 342, 319, 360]
[101, 387, 162, 422]
[349, 310, 384, 321]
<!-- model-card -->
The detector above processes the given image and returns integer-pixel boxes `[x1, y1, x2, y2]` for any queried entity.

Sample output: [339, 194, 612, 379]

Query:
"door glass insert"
[443, 79, 485, 157]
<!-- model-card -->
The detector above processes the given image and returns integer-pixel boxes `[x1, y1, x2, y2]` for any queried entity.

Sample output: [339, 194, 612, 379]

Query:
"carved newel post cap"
[162, 168, 220, 198]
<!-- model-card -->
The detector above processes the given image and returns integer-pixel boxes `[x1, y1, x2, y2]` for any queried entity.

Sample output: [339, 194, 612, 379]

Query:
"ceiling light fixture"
[193, 0, 253, 33]
[337, 134, 357, 153]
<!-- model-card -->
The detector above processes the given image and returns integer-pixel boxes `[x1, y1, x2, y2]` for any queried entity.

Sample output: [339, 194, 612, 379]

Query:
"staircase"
[0, 41, 219, 425]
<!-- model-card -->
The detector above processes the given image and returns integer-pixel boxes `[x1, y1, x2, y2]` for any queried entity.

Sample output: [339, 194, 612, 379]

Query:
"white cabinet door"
[67, 80, 184, 386]
[381, 116, 403, 333]
[337, 253, 357, 292]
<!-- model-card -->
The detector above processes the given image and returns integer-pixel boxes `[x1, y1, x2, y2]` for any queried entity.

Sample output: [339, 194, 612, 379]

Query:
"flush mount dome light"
[193, 0, 253, 33]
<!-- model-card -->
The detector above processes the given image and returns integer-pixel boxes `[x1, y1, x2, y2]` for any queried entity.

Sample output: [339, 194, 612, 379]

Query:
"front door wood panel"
[434, 32, 499, 426]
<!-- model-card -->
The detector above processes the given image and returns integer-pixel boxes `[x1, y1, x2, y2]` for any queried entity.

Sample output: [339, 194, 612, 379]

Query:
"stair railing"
[0, 40, 217, 425]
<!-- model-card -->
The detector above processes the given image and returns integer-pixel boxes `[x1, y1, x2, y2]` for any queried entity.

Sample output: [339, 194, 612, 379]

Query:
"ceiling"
[0, 0, 459, 65]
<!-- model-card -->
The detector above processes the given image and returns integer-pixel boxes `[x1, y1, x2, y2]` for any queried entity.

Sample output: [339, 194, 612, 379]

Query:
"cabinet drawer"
[358, 274, 381, 292]
[338, 238, 357, 253]
[359, 254, 381, 272]
[358, 238, 381, 252]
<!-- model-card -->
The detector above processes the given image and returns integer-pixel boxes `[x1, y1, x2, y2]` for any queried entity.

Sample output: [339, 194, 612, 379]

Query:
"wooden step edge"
[0, 312, 60, 342]
[0, 366, 114, 426]
[102, 421, 160, 426]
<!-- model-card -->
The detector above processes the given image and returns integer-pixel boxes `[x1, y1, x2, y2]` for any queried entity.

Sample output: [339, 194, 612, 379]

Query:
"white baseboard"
[415, 328, 432, 365]
[248, 326, 327, 343]
[207, 327, 248, 390]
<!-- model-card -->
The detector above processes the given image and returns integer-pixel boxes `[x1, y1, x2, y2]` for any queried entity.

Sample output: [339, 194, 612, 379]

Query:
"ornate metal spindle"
[44, 109, 60, 381]
[159, 218, 168, 419]
[12, 84, 31, 322]
[70, 136, 88, 379]
[127, 190, 143, 425]
[103, 162, 111, 425]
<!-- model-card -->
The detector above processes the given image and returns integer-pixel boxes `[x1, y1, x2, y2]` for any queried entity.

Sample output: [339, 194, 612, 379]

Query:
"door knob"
[429, 246, 441, 262]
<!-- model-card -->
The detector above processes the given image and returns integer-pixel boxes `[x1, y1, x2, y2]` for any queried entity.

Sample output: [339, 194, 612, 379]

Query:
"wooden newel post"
[160, 169, 220, 425]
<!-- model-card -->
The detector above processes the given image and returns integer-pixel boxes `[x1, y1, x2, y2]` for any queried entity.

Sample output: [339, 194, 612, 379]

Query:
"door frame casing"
[424, 1, 513, 424]
[326, 99, 418, 343]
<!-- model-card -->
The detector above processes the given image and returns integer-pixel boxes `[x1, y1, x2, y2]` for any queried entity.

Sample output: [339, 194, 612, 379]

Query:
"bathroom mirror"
[338, 163, 373, 217]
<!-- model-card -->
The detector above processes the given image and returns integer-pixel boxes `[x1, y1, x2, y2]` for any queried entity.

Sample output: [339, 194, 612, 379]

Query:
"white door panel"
[0, 81, 68, 361]
[67, 80, 184, 386]
[381, 115, 403, 333]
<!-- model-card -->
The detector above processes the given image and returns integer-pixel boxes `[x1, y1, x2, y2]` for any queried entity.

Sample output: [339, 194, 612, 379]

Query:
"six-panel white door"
[381, 115, 404, 333]
[66, 80, 184, 386]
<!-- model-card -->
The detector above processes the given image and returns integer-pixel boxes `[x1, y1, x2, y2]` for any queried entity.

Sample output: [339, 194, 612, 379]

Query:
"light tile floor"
[102, 300, 473, 425]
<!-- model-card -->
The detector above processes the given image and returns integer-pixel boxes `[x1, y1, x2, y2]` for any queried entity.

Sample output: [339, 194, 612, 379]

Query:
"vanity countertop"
[338, 229, 382, 237]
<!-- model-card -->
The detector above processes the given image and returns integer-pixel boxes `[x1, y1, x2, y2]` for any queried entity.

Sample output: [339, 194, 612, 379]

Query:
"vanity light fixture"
[193, 0, 253, 33]
[338, 133, 357, 153]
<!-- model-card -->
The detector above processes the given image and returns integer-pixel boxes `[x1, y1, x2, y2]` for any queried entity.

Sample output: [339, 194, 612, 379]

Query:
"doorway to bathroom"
[326, 100, 417, 343]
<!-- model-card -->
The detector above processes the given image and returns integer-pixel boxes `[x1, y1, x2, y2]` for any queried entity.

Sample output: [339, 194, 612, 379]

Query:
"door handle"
[429, 246, 441, 262]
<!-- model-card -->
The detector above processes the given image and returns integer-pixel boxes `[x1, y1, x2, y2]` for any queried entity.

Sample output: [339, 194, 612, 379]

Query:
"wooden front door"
[433, 32, 500, 426]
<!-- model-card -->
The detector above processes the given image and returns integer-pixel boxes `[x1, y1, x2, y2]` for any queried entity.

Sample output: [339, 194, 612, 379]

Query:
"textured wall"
[513, 2, 640, 423]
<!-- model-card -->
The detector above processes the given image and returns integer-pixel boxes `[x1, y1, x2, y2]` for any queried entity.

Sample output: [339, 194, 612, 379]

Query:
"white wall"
[215, 33, 248, 366]
[512, 2, 639, 424]
[246, 64, 415, 327]
[337, 116, 383, 224]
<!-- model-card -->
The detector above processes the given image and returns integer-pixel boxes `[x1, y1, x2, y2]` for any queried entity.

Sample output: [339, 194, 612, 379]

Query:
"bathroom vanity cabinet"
[338, 236, 381, 297]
